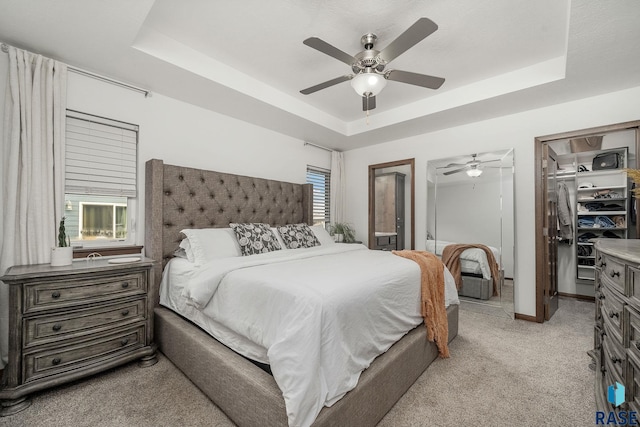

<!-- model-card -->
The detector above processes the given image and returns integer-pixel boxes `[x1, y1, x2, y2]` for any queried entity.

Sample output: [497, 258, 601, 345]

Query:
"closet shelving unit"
[557, 147, 629, 282]
[574, 148, 629, 281]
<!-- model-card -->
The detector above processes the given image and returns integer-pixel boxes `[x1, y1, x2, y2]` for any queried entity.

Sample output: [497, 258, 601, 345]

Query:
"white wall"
[343, 85, 640, 317]
[0, 52, 331, 250]
[3, 50, 640, 318]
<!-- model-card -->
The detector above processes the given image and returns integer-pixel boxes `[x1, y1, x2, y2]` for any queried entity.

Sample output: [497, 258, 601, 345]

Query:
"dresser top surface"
[1, 257, 154, 282]
[594, 239, 640, 264]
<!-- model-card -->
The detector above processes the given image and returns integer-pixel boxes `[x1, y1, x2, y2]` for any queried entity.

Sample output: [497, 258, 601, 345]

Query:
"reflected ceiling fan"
[300, 17, 445, 112]
[442, 154, 501, 178]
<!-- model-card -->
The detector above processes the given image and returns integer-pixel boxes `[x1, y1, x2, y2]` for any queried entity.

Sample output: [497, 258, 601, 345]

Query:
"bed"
[425, 239, 501, 300]
[145, 159, 459, 427]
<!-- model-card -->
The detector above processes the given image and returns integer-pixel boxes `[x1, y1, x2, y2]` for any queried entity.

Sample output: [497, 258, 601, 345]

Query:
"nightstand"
[0, 257, 157, 416]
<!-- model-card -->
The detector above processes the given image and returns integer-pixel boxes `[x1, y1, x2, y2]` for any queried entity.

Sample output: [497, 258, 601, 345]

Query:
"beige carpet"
[0, 297, 595, 427]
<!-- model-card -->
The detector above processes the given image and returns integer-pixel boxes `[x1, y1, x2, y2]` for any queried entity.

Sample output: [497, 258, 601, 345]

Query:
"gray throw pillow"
[230, 223, 282, 256]
[277, 223, 320, 249]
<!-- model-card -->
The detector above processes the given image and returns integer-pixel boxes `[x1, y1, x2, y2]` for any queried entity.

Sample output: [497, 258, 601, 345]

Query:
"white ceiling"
[1, 0, 639, 150]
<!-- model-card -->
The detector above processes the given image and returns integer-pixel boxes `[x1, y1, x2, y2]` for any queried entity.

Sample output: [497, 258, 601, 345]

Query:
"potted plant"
[330, 223, 356, 243]
[51, 216, 73, 266]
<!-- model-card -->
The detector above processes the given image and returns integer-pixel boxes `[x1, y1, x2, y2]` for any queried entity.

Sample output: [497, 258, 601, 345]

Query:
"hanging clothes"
[557, 181, 574, 244]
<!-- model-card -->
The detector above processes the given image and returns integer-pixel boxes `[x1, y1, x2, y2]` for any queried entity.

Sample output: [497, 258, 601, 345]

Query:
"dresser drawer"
[602, 283, 625, 342]
[626, 351, 640, 413]
[24, 272, 146, 313]
[23, 324, 146, 383]
[600, 254, 626, 295]
[628, 266, 640, 307]
[603, 334, 625, 381]
[24, 299, 147, 348]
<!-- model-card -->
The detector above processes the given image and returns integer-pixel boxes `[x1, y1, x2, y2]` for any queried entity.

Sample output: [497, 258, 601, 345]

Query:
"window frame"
[64, 110, 139, 250]
[306, 165, 331, 228]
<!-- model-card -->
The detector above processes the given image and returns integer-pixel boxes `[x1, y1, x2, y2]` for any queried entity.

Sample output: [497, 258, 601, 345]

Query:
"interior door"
[395, 173, 405, 249]
[543, 144, 559, 320]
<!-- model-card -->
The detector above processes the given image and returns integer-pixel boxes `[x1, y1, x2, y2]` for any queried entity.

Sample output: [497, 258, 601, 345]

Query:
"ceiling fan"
[441, 154, 501, 177]
[300, 17, 445, 112]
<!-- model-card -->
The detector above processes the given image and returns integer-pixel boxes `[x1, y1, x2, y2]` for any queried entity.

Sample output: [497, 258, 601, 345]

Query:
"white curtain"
[329, 150, 345, 224]
[0, 46, 67, 368]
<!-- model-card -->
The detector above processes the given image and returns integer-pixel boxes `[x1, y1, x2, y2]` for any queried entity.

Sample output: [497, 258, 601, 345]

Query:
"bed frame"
[145, 159, 458, 426]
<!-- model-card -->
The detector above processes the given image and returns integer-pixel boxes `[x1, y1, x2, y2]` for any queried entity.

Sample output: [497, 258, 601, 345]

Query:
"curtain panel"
[329, 151, 345, 225]
[0, 46, 67, 368]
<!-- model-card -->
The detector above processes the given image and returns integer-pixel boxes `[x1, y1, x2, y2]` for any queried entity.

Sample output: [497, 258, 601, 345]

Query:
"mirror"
[427, 149, 515, 318]
[368, 159, 415, 251]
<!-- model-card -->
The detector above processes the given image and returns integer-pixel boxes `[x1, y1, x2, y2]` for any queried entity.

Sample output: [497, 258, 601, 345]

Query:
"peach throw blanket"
[392, 250, 449, 358]
[441, 244, 500, 297]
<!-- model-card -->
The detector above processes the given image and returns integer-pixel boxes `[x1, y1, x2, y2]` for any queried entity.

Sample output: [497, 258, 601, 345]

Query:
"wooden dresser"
[594, 239, 640, 413]
[0, 258, 157, 416]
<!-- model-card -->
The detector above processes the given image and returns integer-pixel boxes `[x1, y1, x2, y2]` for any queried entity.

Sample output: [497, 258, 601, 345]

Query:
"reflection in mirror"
[427, 149, 515, 318]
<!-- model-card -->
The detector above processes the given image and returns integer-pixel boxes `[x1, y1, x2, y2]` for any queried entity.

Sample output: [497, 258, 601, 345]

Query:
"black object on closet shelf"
[592, 152, 621, 170]
[603, 230, 622, 239]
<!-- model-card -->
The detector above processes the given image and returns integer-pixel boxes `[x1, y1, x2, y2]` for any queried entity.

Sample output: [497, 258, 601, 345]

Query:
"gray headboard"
[145, 159, 313, 304]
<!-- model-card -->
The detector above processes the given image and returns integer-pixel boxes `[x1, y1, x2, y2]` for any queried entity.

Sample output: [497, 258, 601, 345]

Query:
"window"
[64, 110, 138, 246]
[306, 166, 331, 227]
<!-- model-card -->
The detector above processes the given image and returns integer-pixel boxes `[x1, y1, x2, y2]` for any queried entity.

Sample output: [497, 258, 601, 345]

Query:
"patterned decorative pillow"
[276, 223, 320, 249]
[229, 223, 282, 256]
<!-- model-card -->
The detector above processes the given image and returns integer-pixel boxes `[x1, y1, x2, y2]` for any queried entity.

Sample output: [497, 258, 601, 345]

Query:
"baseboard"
[515, 313, 539, 323]
[558, 292, 595, 302]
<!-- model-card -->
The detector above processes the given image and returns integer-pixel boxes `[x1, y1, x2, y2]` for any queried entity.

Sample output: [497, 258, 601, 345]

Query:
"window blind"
[65, 110, 139, 197]
[306, 166, 331, 226]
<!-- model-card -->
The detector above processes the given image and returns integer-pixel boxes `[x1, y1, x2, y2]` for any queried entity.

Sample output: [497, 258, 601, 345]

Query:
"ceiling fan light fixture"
[350, 71, 387, 96]
[466, 167, 482, 178]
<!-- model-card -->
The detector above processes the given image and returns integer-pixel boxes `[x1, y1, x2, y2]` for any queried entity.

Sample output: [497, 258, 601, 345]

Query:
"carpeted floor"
[0, 297, 595, 427]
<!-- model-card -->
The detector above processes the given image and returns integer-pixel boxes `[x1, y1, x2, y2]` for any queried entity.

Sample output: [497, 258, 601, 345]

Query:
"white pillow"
[311, 225, 335, 246]
[180, 228, 242, 266]
[174, 239, 194, 262]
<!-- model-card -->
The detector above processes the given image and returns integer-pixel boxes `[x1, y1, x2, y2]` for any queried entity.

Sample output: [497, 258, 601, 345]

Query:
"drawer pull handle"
[52, 357, 61, 366]
[609, 311, 620, 319]
[121, 309, 129, 316]
[51, 291, 61, 299]
[611, 271, 621, 278]
[120, 338, 129, 346]
[121, 282, 129, 289]
[611, 356, 622, 364]
[52, 323, 62, 332]
[601, 262, 607, 268]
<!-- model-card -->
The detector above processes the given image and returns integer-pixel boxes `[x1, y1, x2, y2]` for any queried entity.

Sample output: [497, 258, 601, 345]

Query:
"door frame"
[534, 120, 640, 323]
[368, 158, 415, 250]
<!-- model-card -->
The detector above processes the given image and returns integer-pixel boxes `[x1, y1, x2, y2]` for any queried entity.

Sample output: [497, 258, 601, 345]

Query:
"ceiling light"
[350, 71, 387, 96]
[466, 167, 483, 178]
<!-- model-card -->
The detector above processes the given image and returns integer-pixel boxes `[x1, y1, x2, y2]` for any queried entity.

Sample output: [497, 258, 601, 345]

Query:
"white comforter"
[176, 244, 458, 427]
[425, 239, 499, 279]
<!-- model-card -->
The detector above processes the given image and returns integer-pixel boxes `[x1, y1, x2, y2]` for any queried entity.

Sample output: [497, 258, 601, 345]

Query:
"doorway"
[368, 159, 415, 250]
[534, 121, 640, 323]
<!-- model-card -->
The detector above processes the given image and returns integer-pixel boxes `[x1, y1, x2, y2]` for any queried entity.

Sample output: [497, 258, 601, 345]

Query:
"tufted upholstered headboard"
[144, 159, 313, 305]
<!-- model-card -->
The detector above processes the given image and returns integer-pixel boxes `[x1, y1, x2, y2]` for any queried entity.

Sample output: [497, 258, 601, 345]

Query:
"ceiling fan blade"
[300, 75, 352, 95]
[386, 69, 445, 89]
[378, 17, 438, 63]
[443, 166, 469, 176]
[362, 94, 376, 111]
[444, 162, 466, 168]
[478, 158, 502, 164]
[303, 37, 357, 66]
